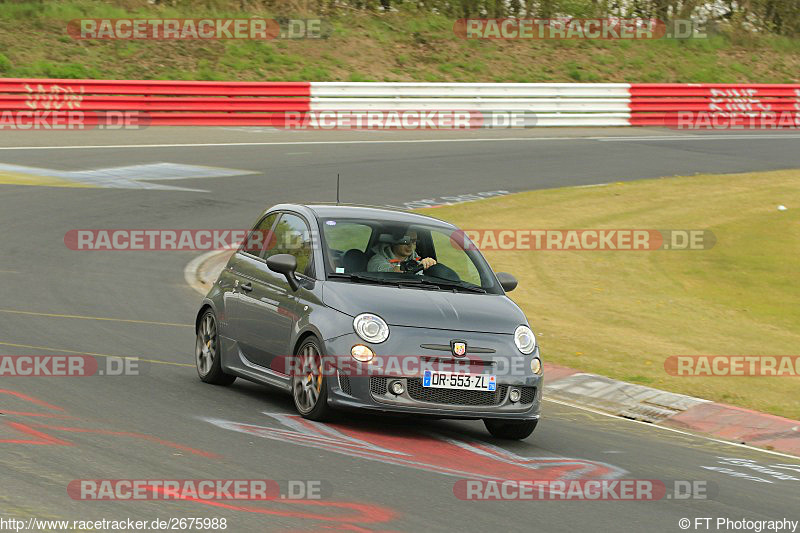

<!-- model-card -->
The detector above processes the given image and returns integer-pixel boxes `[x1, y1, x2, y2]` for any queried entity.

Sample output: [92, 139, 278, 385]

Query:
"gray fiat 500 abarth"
[195, 204, 542, 439]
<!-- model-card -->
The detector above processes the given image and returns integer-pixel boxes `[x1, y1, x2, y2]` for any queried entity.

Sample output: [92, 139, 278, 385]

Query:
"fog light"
[390, 380, 405, 395]
[509, 388, 521, 403]
[530, 357, 542, 375]
[351, 345, 375, 362]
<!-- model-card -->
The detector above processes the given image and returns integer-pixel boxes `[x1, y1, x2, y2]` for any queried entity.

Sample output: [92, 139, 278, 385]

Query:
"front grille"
[338, 374, 352, 396]
[406, 378, 507, 406]
[369, 376, 388, 395]
[520, 386, 536, 404]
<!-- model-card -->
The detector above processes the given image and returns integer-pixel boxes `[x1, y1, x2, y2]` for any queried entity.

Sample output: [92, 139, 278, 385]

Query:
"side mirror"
[495, 272, 518, 292]
[267, 254, 299, 291]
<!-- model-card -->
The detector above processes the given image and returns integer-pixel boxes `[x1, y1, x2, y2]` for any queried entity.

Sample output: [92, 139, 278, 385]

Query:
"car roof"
[268, 203, 457, 229]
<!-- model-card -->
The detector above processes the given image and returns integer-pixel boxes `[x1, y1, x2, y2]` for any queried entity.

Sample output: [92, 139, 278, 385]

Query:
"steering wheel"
[399, 258, 425, 274]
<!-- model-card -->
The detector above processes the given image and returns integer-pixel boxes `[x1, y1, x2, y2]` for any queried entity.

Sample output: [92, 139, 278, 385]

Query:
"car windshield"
[319, 217, 502, 294]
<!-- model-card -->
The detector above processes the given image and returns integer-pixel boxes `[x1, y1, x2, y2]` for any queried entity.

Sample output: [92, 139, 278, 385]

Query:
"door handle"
[239, 282, 253, 292]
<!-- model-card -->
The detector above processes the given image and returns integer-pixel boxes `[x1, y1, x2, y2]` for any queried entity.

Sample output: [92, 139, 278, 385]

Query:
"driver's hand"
[420, 257, 437, 269]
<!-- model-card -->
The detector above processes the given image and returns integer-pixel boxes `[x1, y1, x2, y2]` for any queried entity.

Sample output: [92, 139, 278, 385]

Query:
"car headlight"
[353, 313, 389, 344]
[514, 325, 536, 355]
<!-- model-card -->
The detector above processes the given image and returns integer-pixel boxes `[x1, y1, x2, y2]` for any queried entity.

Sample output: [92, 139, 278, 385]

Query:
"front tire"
[291, 337, 332, 421]
[484, 418, 538, 440]
[195, 309, 236, 386]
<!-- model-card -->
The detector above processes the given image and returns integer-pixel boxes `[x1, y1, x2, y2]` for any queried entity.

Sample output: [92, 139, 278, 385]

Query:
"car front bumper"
[322, 329, 543, 420]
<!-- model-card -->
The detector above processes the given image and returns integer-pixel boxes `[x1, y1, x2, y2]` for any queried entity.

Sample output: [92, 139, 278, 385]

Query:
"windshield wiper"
[328, 273, 441, 290]
[328, 273, 419, 285]
[397, 280, 441, 290]
[423, 279, 487, 293]
[328, 273, 393, 284]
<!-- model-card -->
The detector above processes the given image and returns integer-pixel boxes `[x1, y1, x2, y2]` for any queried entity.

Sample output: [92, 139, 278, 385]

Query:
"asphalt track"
[1, 127, 799, 532]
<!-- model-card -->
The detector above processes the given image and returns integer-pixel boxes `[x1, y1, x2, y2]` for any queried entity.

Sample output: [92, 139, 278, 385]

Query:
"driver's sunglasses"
[397, 237, 418, 245]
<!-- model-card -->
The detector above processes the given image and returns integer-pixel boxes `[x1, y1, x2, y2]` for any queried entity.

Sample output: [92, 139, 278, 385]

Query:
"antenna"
[336, 173, 340, 205]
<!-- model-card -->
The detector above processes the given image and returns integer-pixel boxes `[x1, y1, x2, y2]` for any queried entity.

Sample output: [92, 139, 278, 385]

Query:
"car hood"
[322, 281, 527, 334]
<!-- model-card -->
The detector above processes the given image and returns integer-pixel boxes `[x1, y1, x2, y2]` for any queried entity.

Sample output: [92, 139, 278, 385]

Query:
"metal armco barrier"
[1, 78, 798, 127]
[0, 78, 311, 126]
[628, 83, 800, 127]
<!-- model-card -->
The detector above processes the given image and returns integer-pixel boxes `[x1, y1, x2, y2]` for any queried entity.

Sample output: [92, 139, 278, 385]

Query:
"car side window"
[324, 221, 372, 253]
[264, 213, 315, 277]
[321, 221, 373, 274]
[241, 213, 278, 257]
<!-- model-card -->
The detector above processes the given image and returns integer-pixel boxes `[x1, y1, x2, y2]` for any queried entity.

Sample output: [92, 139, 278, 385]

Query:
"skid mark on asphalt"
[0, 411, 76, 418]
[140, 488, 397, 528]
[0, 307, 191, 327]
[0, 388, 217, 457]
[0, 340, 193, 367]
[1, 421, 74, 446]
[204, 412, 626, 482]
[0, 404, 400, 530]
[0, 389, 65, 411]
[3, 394, 397, 530]
[22, 422, 219, 457]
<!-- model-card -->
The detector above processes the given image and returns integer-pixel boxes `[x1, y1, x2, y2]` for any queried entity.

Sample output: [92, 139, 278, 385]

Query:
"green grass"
[418, 170, 800, 420]
[0, 0, 798, 82]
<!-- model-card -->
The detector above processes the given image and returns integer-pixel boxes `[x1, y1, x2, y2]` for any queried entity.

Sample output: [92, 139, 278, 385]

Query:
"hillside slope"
[0, 1, 798, 83]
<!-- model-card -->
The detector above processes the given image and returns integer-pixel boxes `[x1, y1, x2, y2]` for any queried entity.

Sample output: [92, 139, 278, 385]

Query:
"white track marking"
[596, 134, 800, 141]
[1, 133, 800, 151]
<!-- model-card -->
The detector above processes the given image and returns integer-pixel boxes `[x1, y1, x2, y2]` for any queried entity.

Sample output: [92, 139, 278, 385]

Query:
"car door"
[226, 212, 279, 369]
[233, 212, 315, 372]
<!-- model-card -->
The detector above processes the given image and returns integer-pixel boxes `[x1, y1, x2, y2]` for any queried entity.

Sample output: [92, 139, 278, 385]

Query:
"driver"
[367, 230, 437, 273]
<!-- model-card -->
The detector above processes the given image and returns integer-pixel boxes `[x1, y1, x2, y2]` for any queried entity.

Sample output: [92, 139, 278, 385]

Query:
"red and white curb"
[184, 249, 233, 295]
[546, 363, 800, 457]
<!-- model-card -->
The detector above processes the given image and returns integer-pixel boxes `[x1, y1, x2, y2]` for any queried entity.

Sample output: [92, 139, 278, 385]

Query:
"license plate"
[422, 370, 496, 391]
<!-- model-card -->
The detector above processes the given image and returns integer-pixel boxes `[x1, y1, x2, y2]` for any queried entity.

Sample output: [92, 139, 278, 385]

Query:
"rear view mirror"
[495, 272, 518, 292]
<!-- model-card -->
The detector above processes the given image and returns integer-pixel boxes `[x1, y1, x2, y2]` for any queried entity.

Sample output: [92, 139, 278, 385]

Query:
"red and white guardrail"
[1, 78, 799, 127]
